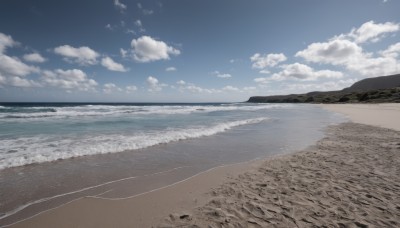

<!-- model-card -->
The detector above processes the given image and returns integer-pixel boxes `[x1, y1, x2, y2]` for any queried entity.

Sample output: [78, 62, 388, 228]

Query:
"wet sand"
[9, 104, 400, 227]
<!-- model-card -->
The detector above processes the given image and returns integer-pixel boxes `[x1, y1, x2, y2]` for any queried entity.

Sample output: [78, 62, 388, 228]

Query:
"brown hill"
[248, 74, 400, 103]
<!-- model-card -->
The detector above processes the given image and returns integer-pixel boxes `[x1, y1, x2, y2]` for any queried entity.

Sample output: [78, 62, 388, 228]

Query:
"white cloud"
[0, 72, 40, 88]
[135, 20, 142, 27]
[126, 85, 137, 93]
[243, 86, 257, 92]
[8, 76, 41, 87]
[222, 85, 240, 92]
[212, 71, 232, 78]
[41, 69, 98, 91]
[345, 55, 400, 77]
[134, 20, 145, 32]
[254, 77, 269, 84]
[0, 33, 41, 88]
[103, 83, 122, 94]
[250, 53, 287, 69]
[114, 0, 127, 11]
[54, 45, 99, 65]
[176, 80, 217, 94]
[271, 63, 343, 81]
[0, 54, 40, 77]
[105, 24, 114, 31]
[131, 36, 180, 62]
[137, 3, 153, 15]
[380, 42, 400, 58]
[296, 39, 363, 65]
[120, 48, 128, 58]
[146, 76, 167, 92]
[0, 33, 18, 53]
[282, 79, 357, 94]
[23, 53, 46, 63]
[296, 23, 400, 78]
[101, 56, 128, 72]
[348, 21, 399, 43]
[166, 67, 177, 72]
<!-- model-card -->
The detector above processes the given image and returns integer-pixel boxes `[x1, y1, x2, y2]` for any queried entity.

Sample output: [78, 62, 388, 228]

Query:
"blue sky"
[0, 0, 399, 102]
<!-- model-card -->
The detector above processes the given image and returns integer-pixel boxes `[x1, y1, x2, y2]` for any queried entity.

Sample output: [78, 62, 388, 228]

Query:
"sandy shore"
[9, 104, 400, 227]
[321, 103, 400, 131]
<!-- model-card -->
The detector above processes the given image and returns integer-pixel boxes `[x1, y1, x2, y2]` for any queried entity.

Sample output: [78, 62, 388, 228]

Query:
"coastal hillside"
[248, 74, 400, 103]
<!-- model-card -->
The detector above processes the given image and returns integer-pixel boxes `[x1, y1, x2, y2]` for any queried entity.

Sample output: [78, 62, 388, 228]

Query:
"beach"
[5, 104, 400, 227]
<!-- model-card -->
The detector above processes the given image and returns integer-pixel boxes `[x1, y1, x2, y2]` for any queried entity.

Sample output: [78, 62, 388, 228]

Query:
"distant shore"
[10, 104, 400, 227]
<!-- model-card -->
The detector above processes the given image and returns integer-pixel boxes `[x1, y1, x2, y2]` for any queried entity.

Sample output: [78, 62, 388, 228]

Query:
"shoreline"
[8, 104, 400, 227]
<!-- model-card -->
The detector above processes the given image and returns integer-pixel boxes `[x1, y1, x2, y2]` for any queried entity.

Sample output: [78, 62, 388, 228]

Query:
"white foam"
[0, 117, 268, 169]
[0, 104, 291, 120]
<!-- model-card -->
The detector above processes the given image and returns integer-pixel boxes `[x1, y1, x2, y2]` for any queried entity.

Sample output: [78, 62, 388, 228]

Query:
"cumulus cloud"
[114, 0, 127, 11]
[254, 63, 343, 83]
[272, 63, 343, 81]
[147, 76, 167, 92]
[125, 85, 137, 93]
[131, 36, 180, 62]
[0, 33, 18, 53]
[296, 39, 363, 65]
[101, 56, 128, 72]
[166, 67, 177, 72]
[41, 69, 98, 91]
[0, 33, 42, 88]
[54, 45, 99, 65]
[0, 72, 40, 88]
[380, 42, 400, 58]
[212, 71, 232, 78]
[103, 83, 123, 94]
[23, 53, 46, 63]
[296, 21, 400, 78]
[348, 21, 399, 43]
[0, 55, 40, 77]
[250, 53, 287, 69]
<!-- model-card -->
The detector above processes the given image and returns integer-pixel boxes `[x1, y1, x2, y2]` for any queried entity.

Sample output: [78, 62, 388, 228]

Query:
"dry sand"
[9, 104, 400, 227]
[321, 103, 400, 131]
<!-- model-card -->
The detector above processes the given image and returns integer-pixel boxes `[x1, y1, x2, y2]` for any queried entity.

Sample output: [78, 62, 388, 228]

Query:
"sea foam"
[0, 117, 268, 169]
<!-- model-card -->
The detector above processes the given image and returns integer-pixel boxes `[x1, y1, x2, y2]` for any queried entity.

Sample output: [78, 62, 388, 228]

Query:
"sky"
[0, 0, 399, 102]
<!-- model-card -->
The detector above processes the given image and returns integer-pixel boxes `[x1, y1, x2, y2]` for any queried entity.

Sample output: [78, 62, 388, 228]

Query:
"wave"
[0, 104, 290, 120]
[0, 117, 268, 169]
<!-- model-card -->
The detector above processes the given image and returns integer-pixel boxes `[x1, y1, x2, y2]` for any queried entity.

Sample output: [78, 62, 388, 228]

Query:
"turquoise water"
[0, 103, 295, 169]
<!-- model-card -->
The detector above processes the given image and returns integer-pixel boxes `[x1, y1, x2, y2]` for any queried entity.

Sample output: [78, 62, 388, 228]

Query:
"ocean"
[0, 103, 345, 225]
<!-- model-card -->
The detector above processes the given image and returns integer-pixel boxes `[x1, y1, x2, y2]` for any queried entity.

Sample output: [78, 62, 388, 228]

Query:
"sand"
[9, 104, 400, 227]
[321, 103, 400, 131]
[161, 122, 400, 227]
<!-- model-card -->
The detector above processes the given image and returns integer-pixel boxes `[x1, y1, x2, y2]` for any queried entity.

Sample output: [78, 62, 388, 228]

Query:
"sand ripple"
[161, 123, 400, 227]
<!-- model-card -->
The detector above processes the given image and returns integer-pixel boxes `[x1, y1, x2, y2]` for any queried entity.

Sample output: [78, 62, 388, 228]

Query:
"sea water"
[0, 103, 345, 225]
[0, 102, 304, 169]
